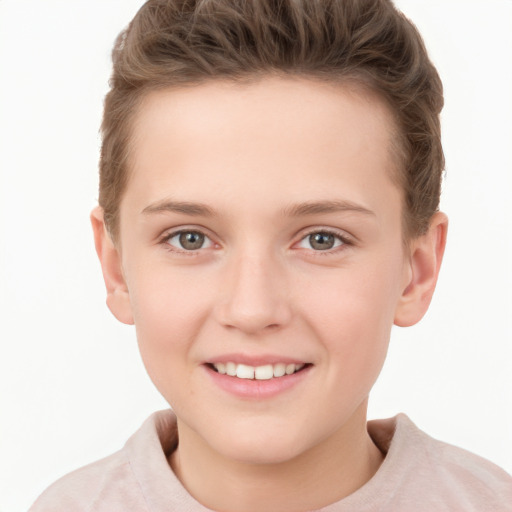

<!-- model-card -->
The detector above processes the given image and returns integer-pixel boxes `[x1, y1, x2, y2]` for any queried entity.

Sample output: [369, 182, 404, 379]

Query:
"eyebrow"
[282, 200, 375, 217]
[142, 200, 216, 217]
[141, 198, 374, 218]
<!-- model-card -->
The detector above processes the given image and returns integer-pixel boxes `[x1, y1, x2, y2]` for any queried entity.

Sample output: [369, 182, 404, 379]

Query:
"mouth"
[207, 362, 311, 380]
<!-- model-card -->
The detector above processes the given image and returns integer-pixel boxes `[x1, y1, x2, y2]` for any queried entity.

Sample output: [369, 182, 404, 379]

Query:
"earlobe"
[90, 207, 134, 325]
[394, 212, 448, 327]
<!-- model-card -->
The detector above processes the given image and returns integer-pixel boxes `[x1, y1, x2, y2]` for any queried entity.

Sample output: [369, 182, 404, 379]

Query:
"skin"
[92, 78, 447, 512]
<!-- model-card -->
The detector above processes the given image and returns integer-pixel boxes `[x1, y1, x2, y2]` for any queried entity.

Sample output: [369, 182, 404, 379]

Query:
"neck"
[169, 401, 384, 512]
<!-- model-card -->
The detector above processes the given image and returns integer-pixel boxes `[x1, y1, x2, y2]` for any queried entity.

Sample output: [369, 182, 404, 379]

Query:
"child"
[29, 0, 512, 510]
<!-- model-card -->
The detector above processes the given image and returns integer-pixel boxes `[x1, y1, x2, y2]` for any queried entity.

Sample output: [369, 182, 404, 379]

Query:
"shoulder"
[28, 446, 147, 512]
[29, 410, 179, 512]
[369, 414, 512, 511]
[421, 427, 512, 508]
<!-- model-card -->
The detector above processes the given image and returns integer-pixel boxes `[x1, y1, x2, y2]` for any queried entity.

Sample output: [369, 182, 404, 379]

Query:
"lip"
[205, 353, 308, 366]
[203, 361, 312, 399]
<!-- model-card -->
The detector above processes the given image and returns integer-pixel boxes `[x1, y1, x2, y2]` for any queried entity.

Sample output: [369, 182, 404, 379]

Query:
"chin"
[222, 441, 305, 466]
[202, 421, 317, 466]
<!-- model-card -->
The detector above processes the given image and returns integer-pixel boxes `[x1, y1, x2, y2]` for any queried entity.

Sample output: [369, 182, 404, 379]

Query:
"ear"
[394, 212, 448, 327]
[90, 206, 134, 325]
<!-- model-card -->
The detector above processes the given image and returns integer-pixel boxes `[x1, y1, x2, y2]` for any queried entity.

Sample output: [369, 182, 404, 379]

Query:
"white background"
[1, 1, 511, 511]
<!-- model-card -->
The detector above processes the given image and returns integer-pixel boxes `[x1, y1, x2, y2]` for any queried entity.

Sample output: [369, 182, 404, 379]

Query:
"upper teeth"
[212, 362, 305, 380]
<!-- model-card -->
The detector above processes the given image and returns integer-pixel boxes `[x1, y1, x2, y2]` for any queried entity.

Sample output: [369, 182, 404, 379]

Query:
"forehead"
[123, 78, 401, 222]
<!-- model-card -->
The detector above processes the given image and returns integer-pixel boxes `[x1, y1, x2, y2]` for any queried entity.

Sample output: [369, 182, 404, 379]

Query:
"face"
[112, 78, 414, 464]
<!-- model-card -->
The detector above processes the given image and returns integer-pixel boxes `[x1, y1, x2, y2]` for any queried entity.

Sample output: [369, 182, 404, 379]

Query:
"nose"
[214, 249, 292, 335]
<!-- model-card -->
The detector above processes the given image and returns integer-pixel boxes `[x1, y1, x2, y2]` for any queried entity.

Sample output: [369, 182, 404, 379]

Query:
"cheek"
[299, 258, 402, 378]
[301, 257, 401, 328]
[127, 265, 212, 385]
[129, 261, 207, 333]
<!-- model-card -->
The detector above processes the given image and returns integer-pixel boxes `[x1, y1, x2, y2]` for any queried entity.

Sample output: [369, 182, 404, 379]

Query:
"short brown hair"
[99, 0, 444, 241]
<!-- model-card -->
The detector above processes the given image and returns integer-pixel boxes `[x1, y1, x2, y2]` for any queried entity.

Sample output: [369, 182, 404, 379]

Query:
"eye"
[297, 231, 346, 251]
[164, 230, 213, 251]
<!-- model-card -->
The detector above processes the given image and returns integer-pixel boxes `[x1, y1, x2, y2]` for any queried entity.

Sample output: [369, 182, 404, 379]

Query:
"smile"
[211, 362, 307, 380]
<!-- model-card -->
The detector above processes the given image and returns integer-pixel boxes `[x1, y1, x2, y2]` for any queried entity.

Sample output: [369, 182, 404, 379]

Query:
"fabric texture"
[30, 410, 512, 511]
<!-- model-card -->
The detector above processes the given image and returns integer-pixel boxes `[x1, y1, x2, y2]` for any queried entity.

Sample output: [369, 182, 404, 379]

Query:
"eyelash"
[159, 229, 215, 256]
[159, 228, 352, 256]
[298, 228, 352, 255]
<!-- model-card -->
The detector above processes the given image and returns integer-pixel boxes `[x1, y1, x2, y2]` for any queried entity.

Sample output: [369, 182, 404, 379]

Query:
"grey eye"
[309, 233, 335, 250]
[167, 231, 212, 250]
[298, 232, 344, 251]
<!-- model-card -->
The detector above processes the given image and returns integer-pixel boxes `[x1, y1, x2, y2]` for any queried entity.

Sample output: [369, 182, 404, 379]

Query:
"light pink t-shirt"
[30, 410, 512, 511]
